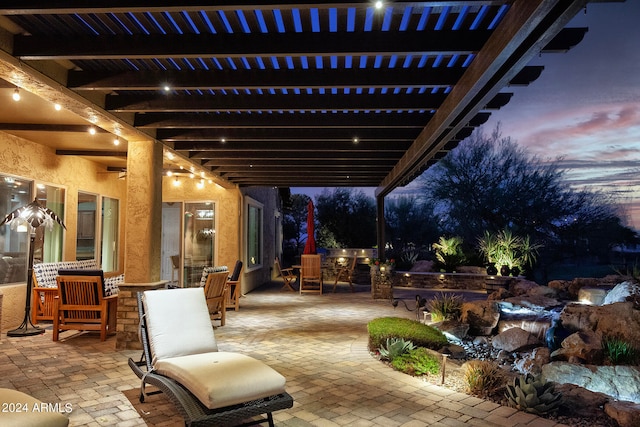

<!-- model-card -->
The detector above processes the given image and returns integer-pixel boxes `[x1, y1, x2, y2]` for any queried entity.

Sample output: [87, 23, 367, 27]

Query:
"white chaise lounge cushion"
[144, 288, 218, 364]
[155, 352, 287, 409]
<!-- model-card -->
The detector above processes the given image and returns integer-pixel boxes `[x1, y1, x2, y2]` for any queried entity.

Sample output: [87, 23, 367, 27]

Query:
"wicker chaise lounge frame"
[128, 292, 293, 427]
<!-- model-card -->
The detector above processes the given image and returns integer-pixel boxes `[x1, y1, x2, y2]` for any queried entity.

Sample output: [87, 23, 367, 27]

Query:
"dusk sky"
[293, 0, 640, 230]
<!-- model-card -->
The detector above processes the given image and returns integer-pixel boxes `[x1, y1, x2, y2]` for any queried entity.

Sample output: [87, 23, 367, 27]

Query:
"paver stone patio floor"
[0, 280, 568, 426]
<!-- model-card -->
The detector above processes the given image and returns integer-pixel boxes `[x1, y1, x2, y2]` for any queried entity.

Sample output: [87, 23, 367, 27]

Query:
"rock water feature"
[427, 276, 640, 427]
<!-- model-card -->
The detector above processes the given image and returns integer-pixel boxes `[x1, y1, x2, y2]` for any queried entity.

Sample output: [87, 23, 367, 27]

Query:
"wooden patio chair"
[333, 256, 357, 292]
[128, 288, 293, 427]
[226, 260, 243, 311]
[203, 271, 229, 326]
[275, 257, 297, 292]
[300, 254, 323, 294]
[52, 274, 117, 341]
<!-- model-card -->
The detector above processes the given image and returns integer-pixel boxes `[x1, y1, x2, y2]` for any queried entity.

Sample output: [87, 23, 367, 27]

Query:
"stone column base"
[116, 281, 167, 350]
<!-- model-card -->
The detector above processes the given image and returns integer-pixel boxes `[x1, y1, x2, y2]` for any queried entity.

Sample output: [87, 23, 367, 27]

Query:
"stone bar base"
[116, 281, 166, 350]
[394, 271, 487, 291]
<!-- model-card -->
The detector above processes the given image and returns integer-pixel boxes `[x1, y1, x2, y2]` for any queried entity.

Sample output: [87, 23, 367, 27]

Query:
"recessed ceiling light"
[88, 127, 97, 135]
[113, 137, 120, 146]
[12, 88, 20, 101]
[375, 1, 383, 10]
[54, 103, 62, 111]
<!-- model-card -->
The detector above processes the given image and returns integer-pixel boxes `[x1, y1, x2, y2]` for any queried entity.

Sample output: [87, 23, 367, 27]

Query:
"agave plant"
[378, 337, 416, 361]
[505, 373, 563, 415]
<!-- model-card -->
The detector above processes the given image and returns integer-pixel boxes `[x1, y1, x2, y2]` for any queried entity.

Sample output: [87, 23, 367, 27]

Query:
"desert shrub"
[426, 292, 463, 322]
[432, 236, 466, 272]
[367, 317, 448, 352]
[463, 360, 503, 396]
[378, 338, 415, 361]
[391, 347, 440, 376]
[603, 336, 639, 365]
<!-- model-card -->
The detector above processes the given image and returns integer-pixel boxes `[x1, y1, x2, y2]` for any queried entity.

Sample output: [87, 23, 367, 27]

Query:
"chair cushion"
[199, 265, 228, 287]
[33, 259, 98, 288]
[103, 274, 123, 297]
[143, 288, 218, 364]
[155, 352, 286, 410]
[0, 388, 69, 427]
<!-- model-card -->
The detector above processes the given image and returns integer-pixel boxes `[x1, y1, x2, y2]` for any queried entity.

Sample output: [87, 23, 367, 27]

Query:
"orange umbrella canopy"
[303, 200, 316, 254]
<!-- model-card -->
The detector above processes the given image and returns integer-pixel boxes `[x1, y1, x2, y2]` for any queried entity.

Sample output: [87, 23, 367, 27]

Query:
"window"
[0, 176, 66, 284]
[246, 198, 263, 271]
[34, 183, 65, 264]
[0, 175, 32, 284]
[183, 202, 216, 287]
[77, 192, 97, 261]
[101, 197, 119, 272]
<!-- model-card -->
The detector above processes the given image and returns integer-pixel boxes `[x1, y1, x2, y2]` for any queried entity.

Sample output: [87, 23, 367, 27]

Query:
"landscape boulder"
[560, 301, 640, 344]
[550, 330, 603, 364]
[542, 362, 640, 403]
[491, 327, 541, 352]
[460, 300, 500, 335]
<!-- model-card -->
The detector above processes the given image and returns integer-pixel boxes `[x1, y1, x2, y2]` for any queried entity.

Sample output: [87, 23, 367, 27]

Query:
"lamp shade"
[0, 198, 66, 230]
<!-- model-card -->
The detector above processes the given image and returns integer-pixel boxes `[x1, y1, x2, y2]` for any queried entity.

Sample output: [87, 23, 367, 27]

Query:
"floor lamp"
[1, 198, 66, 337]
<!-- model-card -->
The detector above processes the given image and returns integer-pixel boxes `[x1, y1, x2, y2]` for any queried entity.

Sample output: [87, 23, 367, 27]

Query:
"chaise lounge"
[128, 287, 293, 426]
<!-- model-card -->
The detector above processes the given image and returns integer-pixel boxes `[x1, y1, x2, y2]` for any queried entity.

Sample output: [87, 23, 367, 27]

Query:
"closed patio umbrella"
[303, 200, 316, 254]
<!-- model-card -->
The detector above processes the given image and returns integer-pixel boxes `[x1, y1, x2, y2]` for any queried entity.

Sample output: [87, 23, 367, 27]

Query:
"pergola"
[0, 0, 616, 257]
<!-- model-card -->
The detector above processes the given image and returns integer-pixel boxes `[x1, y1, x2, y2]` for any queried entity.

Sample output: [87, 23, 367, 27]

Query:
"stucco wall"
[0, 131, 128, 330]
[162, 178, 242, 276]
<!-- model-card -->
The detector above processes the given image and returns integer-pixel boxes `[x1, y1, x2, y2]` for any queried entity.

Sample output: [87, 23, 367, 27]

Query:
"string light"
[113, 137, 120, 146]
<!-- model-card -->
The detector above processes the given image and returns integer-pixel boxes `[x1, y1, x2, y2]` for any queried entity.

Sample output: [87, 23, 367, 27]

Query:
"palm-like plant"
[477, 228, 541, 274]
[432, 236, 466, 272]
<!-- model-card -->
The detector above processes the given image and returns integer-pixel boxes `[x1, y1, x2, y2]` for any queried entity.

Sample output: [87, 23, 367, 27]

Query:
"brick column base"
[116, 281, 166, 350]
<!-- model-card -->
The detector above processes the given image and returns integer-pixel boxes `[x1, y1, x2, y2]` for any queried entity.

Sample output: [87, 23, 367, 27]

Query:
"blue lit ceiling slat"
[403, 55, 413, 68]
[255, 56, 266, 69]
[270, 56, 280, 69]
[292, 9, 303, 32]
[72, 14, 100, 35]
[300, 56, 309, 69]
[167, 58, 181, 70]
[469, 5, 487, 30]
[359, 56, 368, 68]
[447, 55, 458, 67]
[488, 5, 508, 30]
[331, 56, 338, 68]
[123, 59, 140, 71]
[198, 11, 217, 33]
[182, 58, 196, 70]
[310, 8, 320, 32]
[381, 7, 393, 31]
[254, 10, 268, 33]
[196, 57, 210, 70]
[417, 55, 428, 67]
[462, 54, 475, 67]
[363, 7, 374, 31]
[373, 55, 383, 68]
[236, 10, 250, 33]
[272, 9, 285, 33]
[226, 57, 238, 70]
[104, 13, 128, 35]
[125, 12, 149, 34]
[144, 12, 167, 34]
[452, 6, 469, 30]
[433, 55, 443, 67]
[346, 8, 355, 32]
[240, 57, 251, 69]
[417, 7, 431, 30]
[435, 7, 450, 30]
[329, 8, 337, 32]
[161, 12, 183, 34]
[388, 55, 398, 68]
[399, 7, 412, 31]
[315, 56, 323, 69]
[181, 11, 199, 34]
[285, 56, 294, 69]
[345, 56, 352, 68]
[211, 58, 223, 70]
[217, 10, 233, 33]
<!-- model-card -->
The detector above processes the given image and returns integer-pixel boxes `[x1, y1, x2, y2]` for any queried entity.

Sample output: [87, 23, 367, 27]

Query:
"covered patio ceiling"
[0, 1, 613, 196]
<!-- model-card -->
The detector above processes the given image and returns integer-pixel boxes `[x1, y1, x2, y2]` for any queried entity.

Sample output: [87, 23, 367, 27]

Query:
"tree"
[419, 125, 582, 245]
[283, 193, 311, 254]
[315, 188, 376, 248]
[384, 195, 440, 263]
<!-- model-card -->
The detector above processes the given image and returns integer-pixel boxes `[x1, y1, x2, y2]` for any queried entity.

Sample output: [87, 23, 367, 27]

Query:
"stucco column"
[117, 139, 164, 350]
[124, 139, 163, 283]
